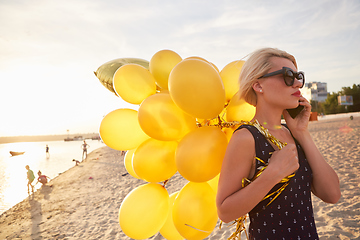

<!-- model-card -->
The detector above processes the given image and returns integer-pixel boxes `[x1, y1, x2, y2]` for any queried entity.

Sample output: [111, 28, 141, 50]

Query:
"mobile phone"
[286, 104, 304, 119]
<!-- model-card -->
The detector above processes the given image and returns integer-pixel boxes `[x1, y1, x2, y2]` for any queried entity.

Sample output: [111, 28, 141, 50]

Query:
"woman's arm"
[284, 97, 341, 204]
[216, 128, 299, 223]
[293, 131, 340, 203]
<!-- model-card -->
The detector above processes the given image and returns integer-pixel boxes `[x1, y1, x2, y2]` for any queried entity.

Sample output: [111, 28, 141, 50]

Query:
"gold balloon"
[124, 149, 141, 179]
[222, 126, 237, 142]
[94, 58, 149, 95]
[184, 56, 219, 73]
[176, 126, 228, 182]
[133, 138, 178, 183]
[119, 183, 169, 239]
[172, 182, 218, 240]
[220, 60, 245, 102]
[226, 91, 256, 122]
[113, 64, 156, 105]
[168, 59, 226, 119]
[138, 93, 197, 141]
[150, 49, 182, 90]
[207, 174, 220, 194]
[99, 108, 149, 151]
[160, 192, 184, 240]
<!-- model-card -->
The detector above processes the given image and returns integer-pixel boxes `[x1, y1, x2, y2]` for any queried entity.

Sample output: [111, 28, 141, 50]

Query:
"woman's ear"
[252, 81, 263, 93]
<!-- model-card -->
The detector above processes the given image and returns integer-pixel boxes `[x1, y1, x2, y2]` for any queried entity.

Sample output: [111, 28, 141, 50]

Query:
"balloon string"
[184, 224, 212, 233]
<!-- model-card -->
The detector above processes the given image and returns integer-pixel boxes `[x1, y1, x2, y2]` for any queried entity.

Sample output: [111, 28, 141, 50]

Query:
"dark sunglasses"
[258, 67, 305, 88]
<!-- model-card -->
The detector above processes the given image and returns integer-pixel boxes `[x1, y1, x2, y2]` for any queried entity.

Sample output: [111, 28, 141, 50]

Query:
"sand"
[0, 116, 359, 240]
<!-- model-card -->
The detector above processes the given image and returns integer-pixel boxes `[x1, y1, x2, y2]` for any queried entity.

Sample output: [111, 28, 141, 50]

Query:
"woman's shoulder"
[231, 125, 256, 144]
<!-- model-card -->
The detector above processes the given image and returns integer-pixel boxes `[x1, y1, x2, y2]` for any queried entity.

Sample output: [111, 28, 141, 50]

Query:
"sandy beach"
[0, 116, 359, 240]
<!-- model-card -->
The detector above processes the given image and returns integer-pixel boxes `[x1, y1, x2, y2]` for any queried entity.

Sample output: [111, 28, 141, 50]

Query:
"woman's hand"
[267, 144, 299, 182]
[283, 96, 311, 138]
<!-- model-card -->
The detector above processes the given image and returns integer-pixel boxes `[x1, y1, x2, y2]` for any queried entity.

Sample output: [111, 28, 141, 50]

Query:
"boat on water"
[64, 135, 83, 141]
[10, 151, 25, 156]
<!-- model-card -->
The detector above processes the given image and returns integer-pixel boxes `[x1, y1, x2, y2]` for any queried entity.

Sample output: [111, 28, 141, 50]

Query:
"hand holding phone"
[286, 104, 304, 119]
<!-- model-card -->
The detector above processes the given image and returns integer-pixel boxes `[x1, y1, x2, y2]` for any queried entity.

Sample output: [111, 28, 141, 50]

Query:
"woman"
[216, 48, 341, 239]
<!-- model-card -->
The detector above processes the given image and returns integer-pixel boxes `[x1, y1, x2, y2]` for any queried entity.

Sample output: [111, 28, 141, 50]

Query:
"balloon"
[176, 126, 228, 182]
[119, 183, 169, 239]
[207, 174, 220, 194]
[220, 60, 245, 102]
[172, 182, 218, 240]
[226, 91, 256, 122]
[133, 138, 178, 183]
[222, 126, 237, 142]
[113, 64, 156, 104]
[160, 192, 184, 240]
[184, 56, 219, 72]
[150, 50, 182, 90]
[124, 149, 140, 179]
[94, 58, 149, 95]
[99, 109, 150, 151]
[138, 93, 197, 141]
[168, 59, 226, 119]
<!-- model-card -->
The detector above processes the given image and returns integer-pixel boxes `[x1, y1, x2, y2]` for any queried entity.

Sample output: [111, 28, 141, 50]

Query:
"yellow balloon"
[113, 64, 156, 105]
[226, 91, 256, 122]
[138, 93, 197, 141]
[176, 126, 228, 182]
[220, 60, 245, 102]
[222, 126, 237, 142]
[124, 149, 141, 179]
[160, 192, 185, 240]
[207, 174, 220, 194]
[133, 138, 178, 183]
[94, 58, 149, 95]
[119, 183, 169, 239]
[99, 109, 150, 151]
[168, 59, 226, 119]
[150, 49, 182, 90]
[184, 57, 220, 73]
[172, 182, 218, 240]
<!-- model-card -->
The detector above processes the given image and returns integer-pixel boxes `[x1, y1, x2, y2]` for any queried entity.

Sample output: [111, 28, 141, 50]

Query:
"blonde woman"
[216, 48, 341, 239]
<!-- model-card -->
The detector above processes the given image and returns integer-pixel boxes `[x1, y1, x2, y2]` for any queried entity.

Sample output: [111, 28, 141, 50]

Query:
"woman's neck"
[252, 105, 283, 131]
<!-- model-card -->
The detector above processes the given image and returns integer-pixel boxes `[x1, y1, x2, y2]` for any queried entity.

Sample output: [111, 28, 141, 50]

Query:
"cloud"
[0, 0, 359, 136]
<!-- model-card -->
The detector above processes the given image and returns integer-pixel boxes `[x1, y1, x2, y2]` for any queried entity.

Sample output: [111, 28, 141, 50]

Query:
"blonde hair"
[238, 48, 297, 106]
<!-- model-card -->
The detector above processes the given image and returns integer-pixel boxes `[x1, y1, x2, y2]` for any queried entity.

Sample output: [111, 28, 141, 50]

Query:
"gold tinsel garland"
[219, 119, 295, 240]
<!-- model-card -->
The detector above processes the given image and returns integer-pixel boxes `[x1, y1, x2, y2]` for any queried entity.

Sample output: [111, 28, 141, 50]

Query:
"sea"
[0, 139, 106, 215]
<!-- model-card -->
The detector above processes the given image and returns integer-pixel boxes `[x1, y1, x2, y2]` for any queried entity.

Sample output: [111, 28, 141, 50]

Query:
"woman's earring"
[259, 89, 263, 92]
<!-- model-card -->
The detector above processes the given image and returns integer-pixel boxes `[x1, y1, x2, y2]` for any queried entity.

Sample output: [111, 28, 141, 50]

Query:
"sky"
[0, 0, 359, 137]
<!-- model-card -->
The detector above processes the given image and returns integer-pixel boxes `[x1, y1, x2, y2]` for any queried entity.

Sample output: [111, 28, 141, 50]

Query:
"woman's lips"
[292, 91, 301, 97]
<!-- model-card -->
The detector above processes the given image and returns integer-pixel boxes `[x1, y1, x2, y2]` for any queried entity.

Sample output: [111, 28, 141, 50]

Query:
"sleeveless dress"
[235, 125, 319, 240]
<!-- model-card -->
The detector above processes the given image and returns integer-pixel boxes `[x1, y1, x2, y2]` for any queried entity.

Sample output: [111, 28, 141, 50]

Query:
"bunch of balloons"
[95, 49, 256, 240]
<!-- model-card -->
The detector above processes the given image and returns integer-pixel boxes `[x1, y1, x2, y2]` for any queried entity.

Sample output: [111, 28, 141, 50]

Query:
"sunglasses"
[258, 67, 305, 88]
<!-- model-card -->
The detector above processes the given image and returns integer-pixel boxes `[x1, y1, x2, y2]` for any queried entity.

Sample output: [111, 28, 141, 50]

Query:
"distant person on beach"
[72, 159, 81, 166]
[45, 145, 50, 158]
[81, 140, 90, 160]
[216, 48, 341, 239]
[25, 165, 35, 194]
[36, 170, 50, 186]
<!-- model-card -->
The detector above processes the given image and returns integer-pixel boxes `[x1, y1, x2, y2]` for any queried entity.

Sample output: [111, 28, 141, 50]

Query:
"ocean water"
[0, 139, 106, 215]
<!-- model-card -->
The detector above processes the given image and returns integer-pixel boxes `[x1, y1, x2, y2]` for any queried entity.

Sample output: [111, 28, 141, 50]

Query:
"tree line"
[310, 84, 360, 115]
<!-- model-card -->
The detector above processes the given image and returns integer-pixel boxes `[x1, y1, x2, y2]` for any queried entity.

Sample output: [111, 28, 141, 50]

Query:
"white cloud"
[0, 0, 359, 136]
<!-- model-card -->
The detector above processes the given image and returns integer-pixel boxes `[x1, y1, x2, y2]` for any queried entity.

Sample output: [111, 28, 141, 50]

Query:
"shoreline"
[0, 116, 359, 239]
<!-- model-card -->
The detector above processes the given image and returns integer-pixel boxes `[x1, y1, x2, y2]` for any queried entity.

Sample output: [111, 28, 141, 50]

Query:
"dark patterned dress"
[235, 125, 319, 240]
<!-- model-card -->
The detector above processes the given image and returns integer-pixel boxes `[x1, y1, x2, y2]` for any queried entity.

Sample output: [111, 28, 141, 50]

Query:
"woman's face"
[259, 57, 303, 109]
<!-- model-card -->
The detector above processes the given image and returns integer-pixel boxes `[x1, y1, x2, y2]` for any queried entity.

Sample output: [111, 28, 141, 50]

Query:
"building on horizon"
[301, 81, 328, 102]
